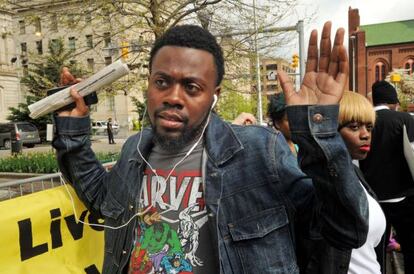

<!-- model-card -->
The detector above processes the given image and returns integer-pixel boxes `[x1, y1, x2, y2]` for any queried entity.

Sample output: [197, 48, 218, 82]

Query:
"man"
[107, 117, 116, 144]
[53, 23, 367, 274]
[360, 80, 414, 274]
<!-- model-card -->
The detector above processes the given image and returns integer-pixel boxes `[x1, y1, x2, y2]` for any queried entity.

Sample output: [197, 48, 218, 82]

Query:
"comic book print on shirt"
[128, 168, 212, 274]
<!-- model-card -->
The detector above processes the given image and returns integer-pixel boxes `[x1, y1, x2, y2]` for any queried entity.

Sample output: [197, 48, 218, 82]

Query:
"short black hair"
[268, 93, 287, 122]
[149, 25, 224, 86]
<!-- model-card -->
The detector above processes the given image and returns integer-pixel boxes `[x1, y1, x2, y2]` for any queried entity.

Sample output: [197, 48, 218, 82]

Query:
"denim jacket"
[53, 105, 368, 274]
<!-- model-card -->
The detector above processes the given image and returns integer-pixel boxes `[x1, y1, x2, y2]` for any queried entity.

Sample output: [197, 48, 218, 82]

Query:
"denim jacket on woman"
[53, 105, 368, 274]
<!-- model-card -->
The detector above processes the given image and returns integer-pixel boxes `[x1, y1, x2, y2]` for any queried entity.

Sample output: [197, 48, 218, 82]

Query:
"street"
[0, 133, 134, 159]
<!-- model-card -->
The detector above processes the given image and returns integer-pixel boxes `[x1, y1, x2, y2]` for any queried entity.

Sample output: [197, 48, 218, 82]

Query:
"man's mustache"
[154, 105, 189, 124]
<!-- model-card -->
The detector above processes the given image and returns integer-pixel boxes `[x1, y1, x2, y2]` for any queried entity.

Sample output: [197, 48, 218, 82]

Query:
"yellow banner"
[0, 185, 104, 274]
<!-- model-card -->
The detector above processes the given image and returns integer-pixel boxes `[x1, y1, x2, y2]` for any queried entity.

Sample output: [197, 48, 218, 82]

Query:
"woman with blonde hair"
[302, 91, 386, 274]
[339, 91, 386, 274]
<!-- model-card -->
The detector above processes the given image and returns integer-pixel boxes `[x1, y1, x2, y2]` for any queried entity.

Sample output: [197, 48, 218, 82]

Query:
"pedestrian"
[53, 22, 368, 274]
[360, 80, 414, 274]
[107, 117, 115, 144]
[232, 112, 257, 125]
[268, 92, 298, 155]
[338, 91, 386, 274]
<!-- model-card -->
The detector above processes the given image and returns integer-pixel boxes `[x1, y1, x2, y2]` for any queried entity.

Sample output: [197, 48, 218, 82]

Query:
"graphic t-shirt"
[128, 141, 217, 274]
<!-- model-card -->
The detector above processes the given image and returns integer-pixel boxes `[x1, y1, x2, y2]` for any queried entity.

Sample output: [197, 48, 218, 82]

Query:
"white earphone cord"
[61, 97, 216, 230]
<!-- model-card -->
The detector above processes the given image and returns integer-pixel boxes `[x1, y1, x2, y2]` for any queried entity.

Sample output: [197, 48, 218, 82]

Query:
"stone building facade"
[0, 8, 21, 122]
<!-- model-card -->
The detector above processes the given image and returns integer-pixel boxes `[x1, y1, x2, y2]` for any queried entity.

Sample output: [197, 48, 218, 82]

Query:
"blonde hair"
[339, 91, 376, 126]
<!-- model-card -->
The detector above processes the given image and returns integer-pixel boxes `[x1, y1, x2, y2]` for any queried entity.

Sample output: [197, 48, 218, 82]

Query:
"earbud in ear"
[211, 95, 218, 109]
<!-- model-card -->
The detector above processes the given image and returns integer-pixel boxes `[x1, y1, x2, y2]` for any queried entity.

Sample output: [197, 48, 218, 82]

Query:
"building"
[258, 57, 295, 97]
[9, 0, 146, 130]
[348, 7, 414, 96]
[0, 8, 21, 122]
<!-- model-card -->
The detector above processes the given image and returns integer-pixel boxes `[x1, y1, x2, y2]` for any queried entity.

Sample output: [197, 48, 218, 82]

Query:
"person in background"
[232, 112, 257, 125]
[338, 91, 386, 274]
[107, 117, 115, 144]
[268, 93, 298, 155]
[360, 80, 414, 274]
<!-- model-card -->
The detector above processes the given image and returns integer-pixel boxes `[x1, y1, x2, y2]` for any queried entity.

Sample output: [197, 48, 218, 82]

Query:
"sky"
[277, 0, 414, 57]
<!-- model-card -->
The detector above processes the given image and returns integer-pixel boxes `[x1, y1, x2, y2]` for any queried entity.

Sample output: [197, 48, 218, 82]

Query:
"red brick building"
[348, 7, 414, 96]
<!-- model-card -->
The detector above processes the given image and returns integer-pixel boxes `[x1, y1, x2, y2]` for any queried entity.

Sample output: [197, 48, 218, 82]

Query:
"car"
[0, 122, 41, 149]
[91, 120, 119, 135]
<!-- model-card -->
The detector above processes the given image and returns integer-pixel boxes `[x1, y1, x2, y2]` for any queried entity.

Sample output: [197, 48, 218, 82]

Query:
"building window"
[19, 20, 25, 34]
[405, 59, 414, 75]
[68, 14, 75, 26]
[87, 58, 95, 71]
[34, 17, 41, 34]
[105, 56, 112, 65]
[85, 11, 92, 24]
[20, 42, 27, 55]
[375, 62, 387, 82]
[50, 39, 59, 51]
[50, 14, 58, 32]
[266, 64, 278, 70]
[36, 40, 43, 55]
[22, 58, 28, 76]
[266, 84, 278, 91]
[104, 32, 111, 47]
[86, 35, 93, 48]
[68, 37, 76, 51]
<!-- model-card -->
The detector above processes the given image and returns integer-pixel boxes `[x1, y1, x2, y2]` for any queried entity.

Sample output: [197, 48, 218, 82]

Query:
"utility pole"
[252, 0, 263, 124]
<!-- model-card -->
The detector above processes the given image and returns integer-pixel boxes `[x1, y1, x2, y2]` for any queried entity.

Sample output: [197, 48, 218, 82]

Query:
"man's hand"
[278, 21, 349, 106]
[58, 67, 89, 117]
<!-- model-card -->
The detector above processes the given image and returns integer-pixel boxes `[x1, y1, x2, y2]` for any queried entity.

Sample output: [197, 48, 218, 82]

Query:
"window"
[50, 39, 59, 51]
[266, 64, 277, 70]
[85, 11, 92, 24]
[266, 84, 278, 91]
[34, 17, 41, 34]
[36, 40, 43, 55]
[87, 58, 95, 71]
[20, 42, 27, 55]
[86, 35, 93, 48]
[68, 37, 76, 51]
[105, 56, 112, 65]
[22, 58, 28, 76]
[405, 59, 414, 75]
[68, 14, 75, 26]
[104, 32, 111, 47]
[50, 14, 58, 32]
[375, 62, 387, 82]
[19, 20, 25, 34]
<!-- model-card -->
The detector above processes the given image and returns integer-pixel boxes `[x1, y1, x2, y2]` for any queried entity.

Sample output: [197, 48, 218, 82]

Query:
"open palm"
[279, 22, 349, 105]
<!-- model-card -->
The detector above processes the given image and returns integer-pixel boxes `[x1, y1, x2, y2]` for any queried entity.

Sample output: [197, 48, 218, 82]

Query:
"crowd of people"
[51, 20, 414, 274]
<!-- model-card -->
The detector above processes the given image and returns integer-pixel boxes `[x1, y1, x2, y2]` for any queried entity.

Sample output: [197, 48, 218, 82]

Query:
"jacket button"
[122, 250, 127, 255]
[228, 223, 234, 228]
[312, 113, 323, 123]
[129, 204, 134, 211]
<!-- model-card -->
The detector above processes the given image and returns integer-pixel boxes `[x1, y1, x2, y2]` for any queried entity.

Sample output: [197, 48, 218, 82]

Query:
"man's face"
[147, 46, 220, 151]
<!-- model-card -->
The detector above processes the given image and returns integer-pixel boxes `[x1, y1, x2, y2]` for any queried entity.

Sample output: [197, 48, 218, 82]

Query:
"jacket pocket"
[228, 206, 298, 274]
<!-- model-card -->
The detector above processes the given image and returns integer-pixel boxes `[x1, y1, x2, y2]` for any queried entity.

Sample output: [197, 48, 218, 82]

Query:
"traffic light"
[121, 41, 129, 59]
[291, 53, 299, 68]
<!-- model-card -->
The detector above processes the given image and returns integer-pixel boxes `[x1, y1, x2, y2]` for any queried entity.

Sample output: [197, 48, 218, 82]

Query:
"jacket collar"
[204, 113, 244, 166]
[133, 113, 244, 166]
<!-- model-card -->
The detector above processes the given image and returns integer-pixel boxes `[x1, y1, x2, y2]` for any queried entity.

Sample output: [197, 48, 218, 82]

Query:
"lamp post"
[350, 35, 356, 92]
[252, 0, 263, 125]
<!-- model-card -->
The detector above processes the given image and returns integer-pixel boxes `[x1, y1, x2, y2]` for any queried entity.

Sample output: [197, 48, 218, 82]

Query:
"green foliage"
[216, 80, 256, 121]
[131, 96, 150, 128]
[0, 151, 120, 173]
[7, 39, 86, 129]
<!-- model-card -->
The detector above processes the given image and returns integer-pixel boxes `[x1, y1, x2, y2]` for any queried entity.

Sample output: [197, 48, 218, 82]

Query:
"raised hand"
[278, 21, 349, 106]
[58, 67, 89, 117]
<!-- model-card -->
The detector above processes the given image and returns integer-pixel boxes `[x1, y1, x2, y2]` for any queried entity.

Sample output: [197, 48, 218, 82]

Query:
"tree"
[7, 39, 85, 132]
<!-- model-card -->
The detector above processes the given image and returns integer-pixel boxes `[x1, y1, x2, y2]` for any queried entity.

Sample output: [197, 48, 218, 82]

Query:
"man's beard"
[152, 107, 209, 152]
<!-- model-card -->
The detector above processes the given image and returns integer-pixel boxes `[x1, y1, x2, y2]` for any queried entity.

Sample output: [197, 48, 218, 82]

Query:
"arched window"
[405, 58, 414, 75]
[375, 62, 387, 81]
